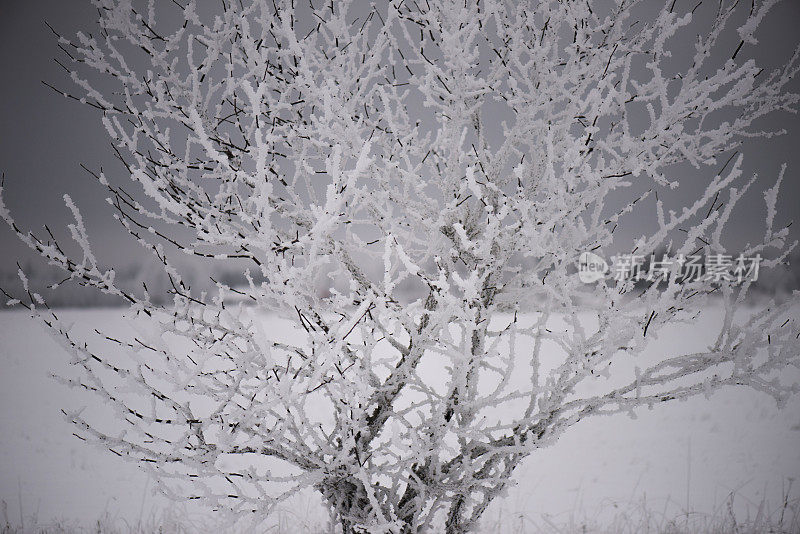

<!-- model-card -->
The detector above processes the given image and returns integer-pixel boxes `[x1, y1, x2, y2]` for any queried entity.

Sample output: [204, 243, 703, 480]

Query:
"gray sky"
[1, 1, 799, 276]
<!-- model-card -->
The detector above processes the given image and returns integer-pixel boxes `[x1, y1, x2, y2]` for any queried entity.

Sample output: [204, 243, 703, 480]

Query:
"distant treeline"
[0, 258, 262, 308]
[2, 248, 798, 309]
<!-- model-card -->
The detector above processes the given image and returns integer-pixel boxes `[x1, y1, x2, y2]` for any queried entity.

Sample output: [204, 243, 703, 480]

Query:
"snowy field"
[1, 308, 799, 532]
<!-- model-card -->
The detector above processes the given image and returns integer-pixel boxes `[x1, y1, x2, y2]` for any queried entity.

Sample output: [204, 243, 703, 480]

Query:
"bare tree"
[2, 0, 800, 532]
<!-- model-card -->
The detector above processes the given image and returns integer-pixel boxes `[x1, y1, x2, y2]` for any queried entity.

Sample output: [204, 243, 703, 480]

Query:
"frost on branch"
[2, 0, 800, 532]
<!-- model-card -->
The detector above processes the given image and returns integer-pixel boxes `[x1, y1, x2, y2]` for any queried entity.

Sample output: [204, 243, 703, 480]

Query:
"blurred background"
[0, 0, 799, 303]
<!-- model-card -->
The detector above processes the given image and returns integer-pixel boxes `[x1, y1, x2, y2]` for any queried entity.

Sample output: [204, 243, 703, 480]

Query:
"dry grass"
[3, 481, 798, 533]
[482, 479, 799, 534]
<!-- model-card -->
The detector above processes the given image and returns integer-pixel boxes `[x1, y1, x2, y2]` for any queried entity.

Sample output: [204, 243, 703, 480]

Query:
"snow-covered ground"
[1, 308, 798, 532]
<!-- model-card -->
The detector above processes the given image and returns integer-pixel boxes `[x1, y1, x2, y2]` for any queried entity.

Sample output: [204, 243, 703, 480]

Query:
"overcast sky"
[1, 1, 799, 277]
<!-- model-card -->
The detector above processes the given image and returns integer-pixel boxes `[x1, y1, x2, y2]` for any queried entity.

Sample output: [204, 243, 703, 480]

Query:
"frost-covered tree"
[2, 0, 800, 532]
